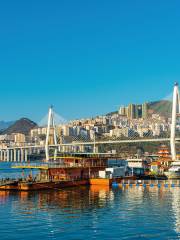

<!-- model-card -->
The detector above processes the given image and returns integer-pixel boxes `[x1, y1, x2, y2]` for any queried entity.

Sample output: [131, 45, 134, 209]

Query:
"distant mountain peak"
[2, 118, 37, 135]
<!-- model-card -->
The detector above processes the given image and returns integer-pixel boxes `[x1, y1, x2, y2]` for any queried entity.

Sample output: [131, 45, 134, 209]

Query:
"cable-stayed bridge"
[0, 138, 177, 162]
[0, 83, 180, 162]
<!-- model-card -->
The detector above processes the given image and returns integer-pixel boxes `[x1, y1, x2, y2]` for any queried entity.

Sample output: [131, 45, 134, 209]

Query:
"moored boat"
[164, 161, 180, 179]
[0, 155, 109, 191]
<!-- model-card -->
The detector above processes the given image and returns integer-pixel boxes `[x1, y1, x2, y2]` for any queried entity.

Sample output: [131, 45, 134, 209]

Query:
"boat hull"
[0, 180, 89, 191]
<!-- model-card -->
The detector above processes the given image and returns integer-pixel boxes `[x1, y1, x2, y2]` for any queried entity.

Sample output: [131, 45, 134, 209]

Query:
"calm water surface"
[0, 164, 180, 239]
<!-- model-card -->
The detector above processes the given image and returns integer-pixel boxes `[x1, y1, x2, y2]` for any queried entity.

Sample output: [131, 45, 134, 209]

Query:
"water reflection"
[170, 188, 180, 235]
[8, 186, 113, 214]
[0, 187, 180, 240]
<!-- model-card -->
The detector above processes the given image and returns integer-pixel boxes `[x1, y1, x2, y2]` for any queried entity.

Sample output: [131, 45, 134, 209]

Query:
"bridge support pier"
[14, 149, 16, 162]
[10, 150, 13, 162]
[17, 150, 20, 162]
[1, 150, 3, 161]
[6, 150, 9, 162]
[3, 150, 5, 161]
[0, 150, 2, 161]
[25, 149, 28, 162]
[20, 149, 24, 162]
[3, 150, 6, 161]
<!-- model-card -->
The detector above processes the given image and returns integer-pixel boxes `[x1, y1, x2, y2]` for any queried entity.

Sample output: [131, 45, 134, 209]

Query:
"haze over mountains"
[0, 121, 15, 131]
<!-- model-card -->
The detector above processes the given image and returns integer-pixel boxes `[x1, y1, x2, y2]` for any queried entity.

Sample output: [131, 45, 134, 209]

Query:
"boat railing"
[12, 163, 49, 169]
[12, 162, 106, 169]
[0, 179, 17, 186]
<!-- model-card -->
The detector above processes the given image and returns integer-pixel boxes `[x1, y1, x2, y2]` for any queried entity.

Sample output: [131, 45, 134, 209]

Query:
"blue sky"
[0, 0, 179, 122]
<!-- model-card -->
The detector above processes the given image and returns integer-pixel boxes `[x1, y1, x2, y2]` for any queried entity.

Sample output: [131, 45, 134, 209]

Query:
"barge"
[0, 155, 110, 191]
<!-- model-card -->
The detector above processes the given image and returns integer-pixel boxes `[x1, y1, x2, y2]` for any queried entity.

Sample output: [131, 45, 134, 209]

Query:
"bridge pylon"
[45, 106, 58, 161]
[170, 82, 180, 161]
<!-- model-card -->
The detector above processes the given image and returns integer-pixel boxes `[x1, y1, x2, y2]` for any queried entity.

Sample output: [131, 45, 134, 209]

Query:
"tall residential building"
[119, 106, 127, 116]
[127, 104, 136, 119]
[136, 105, 142, 118]
[118, 101, 150, 120]
[142, 102, 148, 119]
[124, 103, 148, 119]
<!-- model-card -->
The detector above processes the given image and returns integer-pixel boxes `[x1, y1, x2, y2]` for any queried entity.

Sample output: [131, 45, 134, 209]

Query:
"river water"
[0, 164, 180, 239]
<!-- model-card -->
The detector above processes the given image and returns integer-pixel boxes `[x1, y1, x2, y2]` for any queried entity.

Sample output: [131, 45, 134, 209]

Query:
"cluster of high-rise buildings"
[119, 103, 148, 119]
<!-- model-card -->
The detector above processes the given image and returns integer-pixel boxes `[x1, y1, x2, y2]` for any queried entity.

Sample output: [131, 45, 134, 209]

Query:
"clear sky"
[0, 0, 179, 122]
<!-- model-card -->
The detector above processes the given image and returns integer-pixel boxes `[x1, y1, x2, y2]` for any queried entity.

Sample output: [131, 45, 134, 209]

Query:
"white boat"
[165, 161, 180, 179]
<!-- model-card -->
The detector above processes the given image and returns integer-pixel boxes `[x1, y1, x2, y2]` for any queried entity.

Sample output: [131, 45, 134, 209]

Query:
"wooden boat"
[0, 180, 90, 191]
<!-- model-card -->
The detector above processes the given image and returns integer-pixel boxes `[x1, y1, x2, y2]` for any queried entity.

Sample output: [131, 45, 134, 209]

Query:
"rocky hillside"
[148, 100, 172, 118]
[2, 118, 37, 135]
